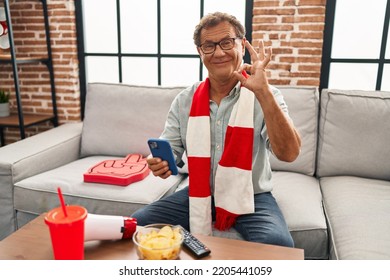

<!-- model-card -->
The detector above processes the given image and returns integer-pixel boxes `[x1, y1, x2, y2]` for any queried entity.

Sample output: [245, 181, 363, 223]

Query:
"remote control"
[177, 225, 211, 258]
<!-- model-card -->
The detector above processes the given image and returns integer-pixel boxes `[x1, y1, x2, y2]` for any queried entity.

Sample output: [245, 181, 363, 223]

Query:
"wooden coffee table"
[0, 214, 304, 260]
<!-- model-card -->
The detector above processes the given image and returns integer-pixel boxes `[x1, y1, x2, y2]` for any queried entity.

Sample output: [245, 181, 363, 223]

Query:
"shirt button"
[217, 120, 221, 126]
[216, 145, 220, 150]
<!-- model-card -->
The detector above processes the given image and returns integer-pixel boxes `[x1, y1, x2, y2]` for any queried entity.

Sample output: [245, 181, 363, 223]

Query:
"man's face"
[198, 21, 245, 81]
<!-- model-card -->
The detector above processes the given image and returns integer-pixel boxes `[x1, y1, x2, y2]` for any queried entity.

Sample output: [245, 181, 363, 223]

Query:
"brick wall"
[0, 0, 80, 145]
[253, 0, 326, 86]
[0, 0, 326, 145]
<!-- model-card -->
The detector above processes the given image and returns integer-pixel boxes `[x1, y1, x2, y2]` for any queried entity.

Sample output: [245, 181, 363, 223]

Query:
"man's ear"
[241, 37, 246, 57]
[197, 47, 204, 61]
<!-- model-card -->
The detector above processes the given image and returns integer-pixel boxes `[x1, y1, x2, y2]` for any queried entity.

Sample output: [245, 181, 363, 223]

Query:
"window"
[320, 0, 390, 91]
[76, 0, 252, 117]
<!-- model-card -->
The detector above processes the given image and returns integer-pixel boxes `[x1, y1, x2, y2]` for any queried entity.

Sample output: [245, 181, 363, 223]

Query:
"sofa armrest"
[0, 122, 83, 183]
[0, 122, 83, 239]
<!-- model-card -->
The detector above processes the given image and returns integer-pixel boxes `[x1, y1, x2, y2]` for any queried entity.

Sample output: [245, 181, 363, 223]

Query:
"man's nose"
[213, 44, 226, 55]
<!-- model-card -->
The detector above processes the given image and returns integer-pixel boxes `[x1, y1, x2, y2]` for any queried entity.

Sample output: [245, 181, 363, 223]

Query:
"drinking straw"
[57, 187, 68, 217]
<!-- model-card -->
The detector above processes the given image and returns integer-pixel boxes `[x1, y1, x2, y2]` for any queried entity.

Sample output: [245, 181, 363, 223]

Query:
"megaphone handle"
[122, 217, 137, 239]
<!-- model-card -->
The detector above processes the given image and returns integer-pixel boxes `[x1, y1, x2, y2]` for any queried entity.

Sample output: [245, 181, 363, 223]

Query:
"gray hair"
[193, 12, 246, 46]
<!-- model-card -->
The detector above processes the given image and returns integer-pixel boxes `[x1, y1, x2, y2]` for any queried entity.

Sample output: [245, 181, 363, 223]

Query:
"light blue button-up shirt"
[160, 81, 290, 194]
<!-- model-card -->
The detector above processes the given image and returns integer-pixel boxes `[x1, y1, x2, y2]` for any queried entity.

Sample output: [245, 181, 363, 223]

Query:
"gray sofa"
[0, 82, 389, 260]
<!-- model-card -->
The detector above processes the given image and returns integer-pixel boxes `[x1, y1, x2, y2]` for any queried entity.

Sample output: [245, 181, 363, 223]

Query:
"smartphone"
[147, 138, 178, 175]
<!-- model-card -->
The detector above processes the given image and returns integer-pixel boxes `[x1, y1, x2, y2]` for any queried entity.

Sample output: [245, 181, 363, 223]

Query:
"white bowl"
[132, 223, 184, 260]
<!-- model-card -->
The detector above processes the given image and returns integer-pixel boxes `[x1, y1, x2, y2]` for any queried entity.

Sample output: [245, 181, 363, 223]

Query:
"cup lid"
[45, 205, 87, 224]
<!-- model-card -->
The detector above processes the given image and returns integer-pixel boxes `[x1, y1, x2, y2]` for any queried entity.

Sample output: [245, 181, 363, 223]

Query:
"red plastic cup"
[45, 205, 88, 260]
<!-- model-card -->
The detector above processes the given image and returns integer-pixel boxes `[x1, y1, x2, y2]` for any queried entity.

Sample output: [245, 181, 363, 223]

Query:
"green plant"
[0, 89, 10, 103]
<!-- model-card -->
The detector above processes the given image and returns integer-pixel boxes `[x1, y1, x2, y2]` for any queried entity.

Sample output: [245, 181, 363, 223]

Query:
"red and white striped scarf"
[186, 77, 255, 235]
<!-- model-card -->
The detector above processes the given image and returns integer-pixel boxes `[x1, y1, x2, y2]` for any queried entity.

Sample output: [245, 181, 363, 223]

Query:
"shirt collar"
[208, 81, 241, 103]
[228, 82, 241, 98]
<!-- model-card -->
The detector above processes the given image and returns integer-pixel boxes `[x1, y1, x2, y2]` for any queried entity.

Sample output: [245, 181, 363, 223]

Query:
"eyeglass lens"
[201, 38, 236, 54]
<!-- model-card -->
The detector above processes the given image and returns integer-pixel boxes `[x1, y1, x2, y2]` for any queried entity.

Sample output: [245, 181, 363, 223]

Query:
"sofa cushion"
[271, 171, 328, 259]
[317, 89, 390, 180]
[14, 156, 186, 220]
[320, 176, 390, 259]
[270, 86, 319, 176]
[81, 83, 185, 157]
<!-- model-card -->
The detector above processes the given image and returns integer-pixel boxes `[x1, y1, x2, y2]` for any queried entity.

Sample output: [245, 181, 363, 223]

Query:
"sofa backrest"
[316, 89, 390, 180]
[81, 83, 321, 175]
[81, 83, 185, 157]
[270, 86, 320, 176]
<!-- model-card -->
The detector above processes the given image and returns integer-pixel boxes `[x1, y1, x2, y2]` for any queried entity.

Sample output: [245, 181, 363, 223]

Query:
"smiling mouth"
[213, 60, 230, 65]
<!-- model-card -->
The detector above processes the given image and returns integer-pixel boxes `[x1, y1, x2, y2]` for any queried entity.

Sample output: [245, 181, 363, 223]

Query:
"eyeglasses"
[199, 37, 240, 54]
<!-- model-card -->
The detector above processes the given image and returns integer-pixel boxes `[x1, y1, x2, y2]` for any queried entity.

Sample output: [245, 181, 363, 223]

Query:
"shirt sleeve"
[160, 91, 186, 166]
